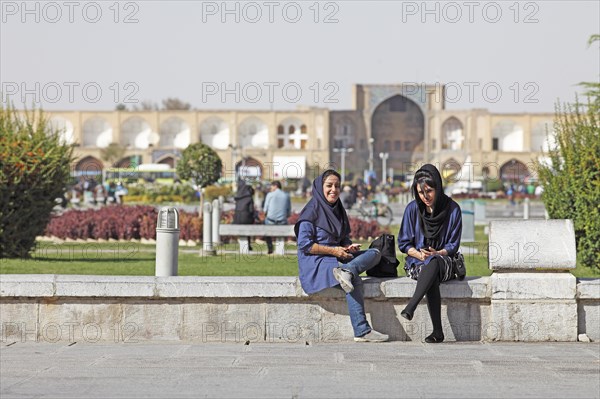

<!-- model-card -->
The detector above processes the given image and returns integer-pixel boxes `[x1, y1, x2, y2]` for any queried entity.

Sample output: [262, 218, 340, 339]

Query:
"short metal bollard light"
[203, 202, 216, 256]
[212, 199, 221, 246]
[155, 207, 180, 276]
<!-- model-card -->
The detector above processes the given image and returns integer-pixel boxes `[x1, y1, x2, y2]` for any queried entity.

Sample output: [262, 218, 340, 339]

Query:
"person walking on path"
[263, 181, 291, 254]
[397, 164, 462, 343]
[294, 169, 389, 343]
[233, 178, 256, 251]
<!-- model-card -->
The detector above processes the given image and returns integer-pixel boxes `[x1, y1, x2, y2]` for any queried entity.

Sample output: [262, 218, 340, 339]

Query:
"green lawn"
[1, 227, 598, 277]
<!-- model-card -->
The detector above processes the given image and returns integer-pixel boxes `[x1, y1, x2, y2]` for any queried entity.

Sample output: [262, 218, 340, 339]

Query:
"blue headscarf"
[294, 170, 350, 242]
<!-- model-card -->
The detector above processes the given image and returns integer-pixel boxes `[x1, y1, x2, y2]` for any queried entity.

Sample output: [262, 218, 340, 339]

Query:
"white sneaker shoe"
[333, 267, 354, 293]
[354, 330, 389, 342]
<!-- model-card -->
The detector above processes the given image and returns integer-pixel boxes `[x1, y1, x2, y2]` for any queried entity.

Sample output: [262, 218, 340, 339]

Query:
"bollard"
[203, 202, 216, 255]
[212, 199, 221, 245]
[155, 207, 180, 276]
[523, 197, 530, 220]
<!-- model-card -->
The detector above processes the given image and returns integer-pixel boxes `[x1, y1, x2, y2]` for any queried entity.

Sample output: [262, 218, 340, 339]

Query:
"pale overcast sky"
[1, 0, 598, 113]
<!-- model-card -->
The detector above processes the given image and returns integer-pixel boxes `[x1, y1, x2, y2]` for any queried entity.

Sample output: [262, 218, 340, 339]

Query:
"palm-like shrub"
[0, 106, 75, 257]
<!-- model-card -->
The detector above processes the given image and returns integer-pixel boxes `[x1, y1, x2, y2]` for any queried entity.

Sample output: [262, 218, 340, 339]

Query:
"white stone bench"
[219, 224, 295, 255]
[488, 219, 579, 341]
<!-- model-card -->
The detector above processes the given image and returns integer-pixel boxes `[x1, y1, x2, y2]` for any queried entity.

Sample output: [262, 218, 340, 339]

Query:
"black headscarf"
[412, 164, 451, 249]
[294, 170, 350, 242]
[233, 179, 255, 224]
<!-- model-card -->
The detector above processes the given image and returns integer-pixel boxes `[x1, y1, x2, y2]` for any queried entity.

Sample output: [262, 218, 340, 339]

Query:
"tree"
[162, 98, 191, 110]
[176, 143, 223, 216]
[0, 106, 75, 258]
[578, 34, 600, 107]
[100, 143, 126, 168]
[133, 100, 158, 111]
[536, 35, 600, 271]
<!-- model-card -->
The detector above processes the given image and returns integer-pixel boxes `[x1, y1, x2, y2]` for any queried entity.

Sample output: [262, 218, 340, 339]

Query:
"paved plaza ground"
[1, 341, 598, 398]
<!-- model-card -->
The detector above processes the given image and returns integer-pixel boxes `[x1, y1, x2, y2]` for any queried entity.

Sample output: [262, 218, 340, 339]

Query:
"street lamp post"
[333, 147, 354, 184]
[368, 138, 375, 172]
[379, 152, 389, 184]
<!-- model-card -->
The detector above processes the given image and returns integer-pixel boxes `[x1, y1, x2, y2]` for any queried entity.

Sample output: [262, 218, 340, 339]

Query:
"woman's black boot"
[424, 333, 444, 343]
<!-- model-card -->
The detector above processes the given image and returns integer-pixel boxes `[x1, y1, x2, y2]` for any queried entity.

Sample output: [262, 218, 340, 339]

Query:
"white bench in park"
[218, 224, 295, 256]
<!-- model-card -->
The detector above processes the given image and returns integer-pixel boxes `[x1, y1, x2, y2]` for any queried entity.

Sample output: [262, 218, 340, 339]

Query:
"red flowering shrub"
[44, 206, 389, 242]
[45, 206, 158, 240]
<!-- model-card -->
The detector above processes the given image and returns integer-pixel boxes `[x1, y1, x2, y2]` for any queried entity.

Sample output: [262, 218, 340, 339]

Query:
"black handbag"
[366, 234, 400, 277]
[453, 252, 466, 281]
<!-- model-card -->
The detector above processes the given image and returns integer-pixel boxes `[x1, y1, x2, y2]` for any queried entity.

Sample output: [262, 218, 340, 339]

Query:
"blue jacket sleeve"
[442, 204, 462, 256]
[297, 221, 316, 255]
[398, 203, 417, 254]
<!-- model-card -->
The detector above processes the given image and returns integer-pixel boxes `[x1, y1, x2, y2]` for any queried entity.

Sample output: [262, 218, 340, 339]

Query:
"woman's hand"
[408, 246, 445, 261]
[344, 243, 361, 253]
[309, 244, 353, 259]
[335, 246, 354, 260]
[419, 248, 435, 260]
[418, 247, 448, 260]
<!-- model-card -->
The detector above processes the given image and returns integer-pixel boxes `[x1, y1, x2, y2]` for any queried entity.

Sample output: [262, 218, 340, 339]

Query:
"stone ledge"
[155, 276, 298, 298]
[491, 273, 577, 300]
[577, 278, 600, 300]
[1, 275, 598, 301]
[0, 275, 490, 300]
[0, 274, 55, 297]
[55, 275, 156, 297]
[381, 277, 490, 299]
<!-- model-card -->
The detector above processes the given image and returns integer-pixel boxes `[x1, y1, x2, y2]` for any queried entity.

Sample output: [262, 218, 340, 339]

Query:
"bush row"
[44, 206, 387, 242]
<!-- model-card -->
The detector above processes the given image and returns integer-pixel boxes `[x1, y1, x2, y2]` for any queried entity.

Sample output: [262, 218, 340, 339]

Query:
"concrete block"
[319, 299, 360, 342]
[38, 300, 124, 342]
[156, 277, 298, 298]
[491, 273, 576, 300]
[368, 301, 407, 341]
[55, 275, 156, 297]
[266, 303, 324, 342]
[121, 301, 183, 341]
[577, 278, 600, 300]
[361, 278, 385, 298]
[382, 277, 490, 299]
[0, 301, 39, 343]
[578, 303, 600, 341]
[181, 302, 265, 343]
[490, 301, 577, 341]
[489, 220, 576, 270]
[381, 278, 418, 298]
[395, 301, 491, 342]
[0, 274, 55, 297]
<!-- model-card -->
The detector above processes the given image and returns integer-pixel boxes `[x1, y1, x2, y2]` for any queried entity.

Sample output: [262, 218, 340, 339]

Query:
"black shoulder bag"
[366, 234, 400, 277]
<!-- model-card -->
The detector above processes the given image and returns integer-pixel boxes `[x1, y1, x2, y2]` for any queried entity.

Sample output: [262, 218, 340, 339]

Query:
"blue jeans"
[338, 248, 381, 337]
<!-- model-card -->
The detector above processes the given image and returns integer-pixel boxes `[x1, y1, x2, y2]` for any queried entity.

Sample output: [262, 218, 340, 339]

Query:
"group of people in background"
[233, 179, 292, 255]
[58, 178, 128, 208]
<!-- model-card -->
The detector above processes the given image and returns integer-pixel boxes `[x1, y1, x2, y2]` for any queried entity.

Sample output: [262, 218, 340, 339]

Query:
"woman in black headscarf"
[233, 179, 256, 250]
[397, 164, 463, 343]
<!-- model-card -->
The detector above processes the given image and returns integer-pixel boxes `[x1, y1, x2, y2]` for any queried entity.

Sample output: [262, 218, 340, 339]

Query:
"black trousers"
[405, 258, 443, 336]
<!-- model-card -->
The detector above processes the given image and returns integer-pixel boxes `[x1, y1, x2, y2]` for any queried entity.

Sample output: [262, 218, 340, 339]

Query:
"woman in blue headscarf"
[398, 164, 463, 343]
[295, 169, 389, 342]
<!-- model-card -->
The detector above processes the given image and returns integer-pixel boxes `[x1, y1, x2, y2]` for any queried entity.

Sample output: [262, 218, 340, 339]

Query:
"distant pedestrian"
[233, 179, 256, 251]
[263, 181, 291, 254]
[339, 185, 354, 209]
